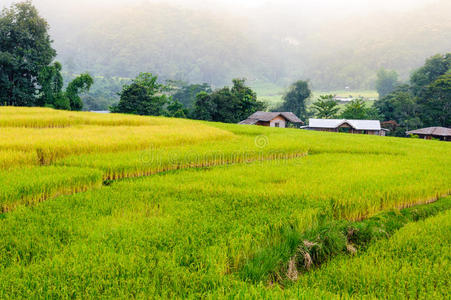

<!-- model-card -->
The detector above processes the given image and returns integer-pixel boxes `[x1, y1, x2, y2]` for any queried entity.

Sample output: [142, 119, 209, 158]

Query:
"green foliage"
[0, 1, 56, 106]
[375, 53, 451, 131]
[37, 62, 65, 107]
[277, 80, 311, 120]
[375, 68, 399, 98]
[75, 76, 129, 111]
[375, 85, 422, 136]
[340, 98, 379, 120]
[112, 73, 168, 116]
[192, 78, 266, 123]
[0, 108, 451, 297]
[64, 73, 93, 111]
[291, 208, 451, 299]
[170, 82, 212, 109]
[311, 95, 340, 119]
[410, 53, 451, 98]
[166, 99, 187, 118]
[420, 73, 451, 127]
[45, 1, 451, 90]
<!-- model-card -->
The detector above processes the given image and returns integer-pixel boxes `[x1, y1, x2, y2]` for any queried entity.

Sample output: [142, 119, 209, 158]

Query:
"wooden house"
[239, 112, 303, 128]
[406, 127, 451, 141]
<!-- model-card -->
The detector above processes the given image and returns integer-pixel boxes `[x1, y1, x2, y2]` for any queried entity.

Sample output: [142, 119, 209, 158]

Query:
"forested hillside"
[45, 0, 451, 90]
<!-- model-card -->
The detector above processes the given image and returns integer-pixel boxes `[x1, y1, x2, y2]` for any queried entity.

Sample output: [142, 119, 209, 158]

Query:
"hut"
[406, 127, 451, 141]
[239, 112, 303, 128]
[302, 119, 388, 136]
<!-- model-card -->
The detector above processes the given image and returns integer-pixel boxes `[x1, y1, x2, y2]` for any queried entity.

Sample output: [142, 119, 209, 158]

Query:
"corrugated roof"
[308, 119, 381, 130]
[239, 112, 303, 124]
[406, 127, 451, 137]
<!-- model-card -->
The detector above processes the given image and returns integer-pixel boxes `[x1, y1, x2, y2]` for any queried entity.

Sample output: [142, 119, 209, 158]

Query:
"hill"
[44, 0, 451, 90]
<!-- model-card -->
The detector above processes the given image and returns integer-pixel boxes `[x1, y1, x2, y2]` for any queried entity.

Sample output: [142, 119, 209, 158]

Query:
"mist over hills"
[33, 0, 451, 90]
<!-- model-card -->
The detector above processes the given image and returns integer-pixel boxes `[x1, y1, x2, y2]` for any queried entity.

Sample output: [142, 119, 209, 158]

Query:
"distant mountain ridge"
[47, 0, 451, 90]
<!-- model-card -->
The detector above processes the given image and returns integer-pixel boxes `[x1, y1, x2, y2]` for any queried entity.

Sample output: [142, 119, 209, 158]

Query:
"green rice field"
[0, 107, 449, 298]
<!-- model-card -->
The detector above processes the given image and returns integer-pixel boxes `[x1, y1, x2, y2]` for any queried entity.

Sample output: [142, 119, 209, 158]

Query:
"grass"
[286, 208, 451, 299]
[312, 90, 378, 100]
[0, 107, 449, 298]
[251, 83, 378, 108]
[0, 166, 103, 213]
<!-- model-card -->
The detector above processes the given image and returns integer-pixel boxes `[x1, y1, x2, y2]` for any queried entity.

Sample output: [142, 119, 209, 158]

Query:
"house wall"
[270, 116, 287, 128]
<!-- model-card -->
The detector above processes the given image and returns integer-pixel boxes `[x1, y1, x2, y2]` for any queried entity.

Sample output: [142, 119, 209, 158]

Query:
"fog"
[2, 0, 440, 14]
[2, 0, 449, 91]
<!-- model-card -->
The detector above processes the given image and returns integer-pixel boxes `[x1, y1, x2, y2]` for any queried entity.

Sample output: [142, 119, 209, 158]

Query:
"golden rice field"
[0, 107, 450, 298]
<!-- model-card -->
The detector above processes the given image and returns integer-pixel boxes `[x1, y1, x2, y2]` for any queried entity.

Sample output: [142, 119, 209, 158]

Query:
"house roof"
[239, 112, 303, 125]
[406, 127, 451, 137]
[308, 119, 382, 130]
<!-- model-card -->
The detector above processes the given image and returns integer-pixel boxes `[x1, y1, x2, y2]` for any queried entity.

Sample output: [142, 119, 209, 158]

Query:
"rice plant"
[0, 107, 450, 298]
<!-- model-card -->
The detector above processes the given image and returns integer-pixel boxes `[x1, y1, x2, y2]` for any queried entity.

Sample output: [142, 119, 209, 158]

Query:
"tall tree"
[374, 85, 422, 136]
[37, 61, 64, 107]
[375, 53, 451, 134]
[375, 68, 399, 98]
[278, 80, 311, 120]
[191, 92, 214, 121]
[410, 53, 451, 98]
[112, 73, 168, 116]
[0, 1, 56, 106]
[312, 95, 340, 119]
[192, 79, 265, 123]
[420, 73, 451, 127]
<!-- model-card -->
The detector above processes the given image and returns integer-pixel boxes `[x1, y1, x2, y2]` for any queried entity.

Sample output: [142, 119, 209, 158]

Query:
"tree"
[311, 95, 340, 119]
[112, 73, 168, 116]
[37, 61, 64, 107]
[340, 98, 379, 120]
[374, 85, 422, 136]
[192, 92, 214, 121]
[375, 68, 399, 98]
[410, 53, 451, 98]
[277, 80, 311, 120]
[0, 1, 56, 106]
[420, 73, 451, 127]
[171, 82, 212, 108]
[166, 99, 187, 118]
[65, 73, 94, 111]
[192, 79, 265, 123]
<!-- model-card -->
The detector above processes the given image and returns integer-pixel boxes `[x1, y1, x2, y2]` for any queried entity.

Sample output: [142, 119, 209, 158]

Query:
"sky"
[1, 0, 440, 13]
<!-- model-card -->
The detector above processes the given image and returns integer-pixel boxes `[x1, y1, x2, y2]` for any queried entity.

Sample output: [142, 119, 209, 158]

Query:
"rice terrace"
[0, 107, 449, 298]
[1, 0, 451, 298]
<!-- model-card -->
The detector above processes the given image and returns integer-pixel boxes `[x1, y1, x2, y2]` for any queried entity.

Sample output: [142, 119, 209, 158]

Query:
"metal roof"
[239, 112, 303, 125]
[406, 127, 451, 137]
[308, 119, 382, 130]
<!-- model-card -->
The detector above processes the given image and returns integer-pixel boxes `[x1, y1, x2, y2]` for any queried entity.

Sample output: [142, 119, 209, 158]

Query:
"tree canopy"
[0, 1, 93, 111]
[112, 73, 168, 116]
[192, 79, 266, 123]
[312, 95, 340, 119]
[375, 68, 399, 98]
[340, 99, 380, 120]
[374, 53, 451, 135]
[0, 1, 56, 106]
[277, 80, 311, 121]
[170, 82, 212, 109]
